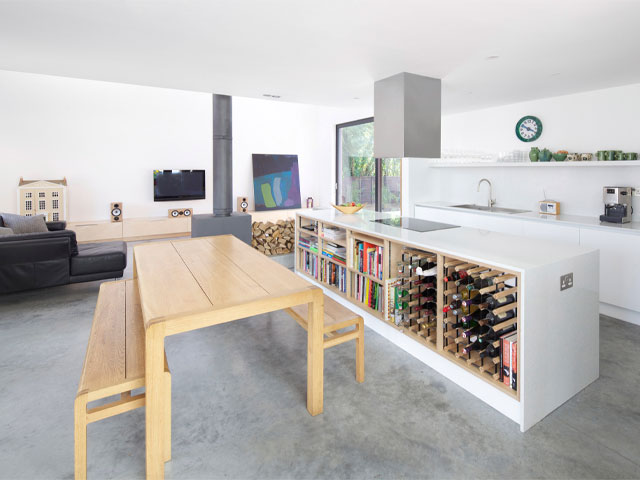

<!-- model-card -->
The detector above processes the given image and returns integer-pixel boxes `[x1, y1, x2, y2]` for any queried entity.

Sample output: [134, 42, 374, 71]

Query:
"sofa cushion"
[70, 241, 127, 277]
[0, 227, 13, 236]
[0, 229, 79, 256]
[46, 221, 67, 231]
[0, 213, 48, 234]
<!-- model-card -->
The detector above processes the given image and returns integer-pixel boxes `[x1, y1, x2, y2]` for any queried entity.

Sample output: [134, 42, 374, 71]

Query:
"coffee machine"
[600, 187, 634, 224]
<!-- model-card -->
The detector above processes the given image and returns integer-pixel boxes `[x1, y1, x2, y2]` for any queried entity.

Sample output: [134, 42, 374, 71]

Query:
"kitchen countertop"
[299, 209, 597, 272]
[415, 201, 640, 236]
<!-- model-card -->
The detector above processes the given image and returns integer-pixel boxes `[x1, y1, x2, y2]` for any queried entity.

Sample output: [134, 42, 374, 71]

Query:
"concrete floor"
[1, 250, 640, 478]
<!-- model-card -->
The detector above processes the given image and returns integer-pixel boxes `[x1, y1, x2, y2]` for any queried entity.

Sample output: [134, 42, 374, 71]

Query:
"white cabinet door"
[415, 206, 525, 235]
[522, 221, 580, 245]
[579, 228, 640, 312]
[415, 206, 456, 224]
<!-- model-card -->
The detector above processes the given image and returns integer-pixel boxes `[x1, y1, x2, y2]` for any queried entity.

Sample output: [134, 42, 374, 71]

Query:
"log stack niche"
[295, 210, 600, 432]
[252, 219, 295, 256]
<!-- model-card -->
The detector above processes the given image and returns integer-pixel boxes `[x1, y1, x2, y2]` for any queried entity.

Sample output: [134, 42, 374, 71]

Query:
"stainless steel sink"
[453, 204, 530, 214]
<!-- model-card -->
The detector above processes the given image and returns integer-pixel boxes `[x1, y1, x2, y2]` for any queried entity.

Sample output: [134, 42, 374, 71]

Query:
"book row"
[353, 241, 383, 280]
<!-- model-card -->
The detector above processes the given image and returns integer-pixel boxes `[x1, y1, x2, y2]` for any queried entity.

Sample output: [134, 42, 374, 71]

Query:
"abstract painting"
[252, 154, 301, 211]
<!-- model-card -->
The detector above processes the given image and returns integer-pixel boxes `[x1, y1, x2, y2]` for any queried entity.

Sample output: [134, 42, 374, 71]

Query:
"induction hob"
[372, 217, 459, 232]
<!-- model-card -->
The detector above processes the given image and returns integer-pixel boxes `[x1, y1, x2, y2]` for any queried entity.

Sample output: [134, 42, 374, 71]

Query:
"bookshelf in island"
[295, 209, 600, 432]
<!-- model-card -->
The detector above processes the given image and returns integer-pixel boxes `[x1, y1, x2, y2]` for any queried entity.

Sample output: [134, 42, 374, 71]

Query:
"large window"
[336, 118, 401, 212]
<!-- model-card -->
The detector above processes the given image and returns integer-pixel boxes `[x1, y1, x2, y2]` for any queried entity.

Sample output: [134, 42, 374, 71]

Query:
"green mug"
[624, 152, 638, 160]
[606, 150, 617, 161]
[596, 150, 607, 161]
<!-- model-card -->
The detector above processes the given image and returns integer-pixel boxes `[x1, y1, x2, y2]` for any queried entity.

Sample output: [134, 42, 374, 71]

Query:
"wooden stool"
[285, 296, 364, 382]
[74, 279, 171, 479]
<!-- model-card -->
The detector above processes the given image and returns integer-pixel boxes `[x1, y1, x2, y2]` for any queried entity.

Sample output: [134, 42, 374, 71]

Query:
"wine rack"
[441, 256, 519, 397]
[387, 246, 439, 348]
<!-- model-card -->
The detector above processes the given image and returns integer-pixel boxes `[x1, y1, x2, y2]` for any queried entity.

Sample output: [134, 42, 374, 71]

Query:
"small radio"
[168, 208, 193, 218]
[539, 200, 559, 215]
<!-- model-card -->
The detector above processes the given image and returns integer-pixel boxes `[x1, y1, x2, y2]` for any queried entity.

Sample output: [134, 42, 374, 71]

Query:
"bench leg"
[356, 318, 365, 383]
[164, 371, 172, 463]
[74, 394, 88, 480]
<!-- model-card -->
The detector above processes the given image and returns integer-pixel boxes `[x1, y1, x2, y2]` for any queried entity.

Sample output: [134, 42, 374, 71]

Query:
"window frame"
[335, 117, 401, 213]
[335, 117, 374, 208]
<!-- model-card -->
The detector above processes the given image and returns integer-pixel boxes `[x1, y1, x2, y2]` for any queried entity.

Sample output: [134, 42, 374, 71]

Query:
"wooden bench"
[74, 279, 171, 479]
[285, 296, 364, 383]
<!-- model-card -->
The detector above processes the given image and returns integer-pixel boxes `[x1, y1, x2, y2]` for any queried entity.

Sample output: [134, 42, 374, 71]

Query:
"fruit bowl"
[332, 203, 365, 214]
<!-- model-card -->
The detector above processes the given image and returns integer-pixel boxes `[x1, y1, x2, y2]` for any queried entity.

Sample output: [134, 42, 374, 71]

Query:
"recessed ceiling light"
[353, 97, 360, 100]
[262, 94, 281, 98]
[486, 55, 500, 60]
[550, 72, 561, 76]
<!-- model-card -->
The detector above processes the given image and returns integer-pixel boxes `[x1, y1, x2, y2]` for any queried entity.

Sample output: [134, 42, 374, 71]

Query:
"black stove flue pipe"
[212, 94, 232, 216]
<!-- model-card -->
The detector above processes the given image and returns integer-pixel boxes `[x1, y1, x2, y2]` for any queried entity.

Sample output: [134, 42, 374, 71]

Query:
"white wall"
[0, 70, 367, 221]
[406, 83, 640, 218]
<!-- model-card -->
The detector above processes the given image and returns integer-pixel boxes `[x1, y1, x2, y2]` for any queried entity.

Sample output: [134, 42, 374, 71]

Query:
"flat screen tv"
[153, 170, 205, 202]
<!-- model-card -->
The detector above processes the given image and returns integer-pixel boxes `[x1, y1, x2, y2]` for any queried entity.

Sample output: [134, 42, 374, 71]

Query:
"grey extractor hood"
[374, 72, 441, 158]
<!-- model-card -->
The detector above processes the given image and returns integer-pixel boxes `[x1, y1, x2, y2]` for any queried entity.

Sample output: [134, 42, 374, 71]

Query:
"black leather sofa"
[0, 220, 127, 294]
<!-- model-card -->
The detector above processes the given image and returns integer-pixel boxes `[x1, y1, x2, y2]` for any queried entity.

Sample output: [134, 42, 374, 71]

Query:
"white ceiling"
[1, 0, 639, 114]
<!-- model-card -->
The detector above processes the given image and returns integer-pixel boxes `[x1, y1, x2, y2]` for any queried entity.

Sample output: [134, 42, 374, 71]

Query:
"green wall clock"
[515, 115, 542, 142]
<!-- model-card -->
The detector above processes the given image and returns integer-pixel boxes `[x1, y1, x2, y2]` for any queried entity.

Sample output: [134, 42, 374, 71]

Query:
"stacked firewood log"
[252, 219, 295, 256]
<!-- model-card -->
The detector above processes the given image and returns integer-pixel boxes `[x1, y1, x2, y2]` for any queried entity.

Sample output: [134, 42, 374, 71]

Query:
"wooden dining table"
[133, 234, 324, 479]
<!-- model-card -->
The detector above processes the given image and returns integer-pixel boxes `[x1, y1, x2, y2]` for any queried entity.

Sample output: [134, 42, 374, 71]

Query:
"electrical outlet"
[633, 188, 640, 197]
[560, 273, 573, 291]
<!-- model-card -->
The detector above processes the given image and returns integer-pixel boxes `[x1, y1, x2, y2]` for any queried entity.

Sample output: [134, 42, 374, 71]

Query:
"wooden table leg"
[307, 290, 324, 416]
[146, 323, 166, 479]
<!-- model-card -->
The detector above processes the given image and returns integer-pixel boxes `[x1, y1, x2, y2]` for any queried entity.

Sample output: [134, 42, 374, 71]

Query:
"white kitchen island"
[295, 209, 599, 432]
[415, 201, 640, 326]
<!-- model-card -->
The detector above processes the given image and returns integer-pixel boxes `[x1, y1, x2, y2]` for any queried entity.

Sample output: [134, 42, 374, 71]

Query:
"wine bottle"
[484, 309, 516, 326]
[462, 338, 486, 355]
[443, 271, 467, 283]
[462, 324, 491, 339]
[463, 325, 515, 354]
[449, 306, 470, 316]
[452, 303, 487, 317]
[443, 300, 463, 313]
[420, 318, 437, 329]
[479, 344, 500, 358]
[420, 302, 438, 313]
[460, 309, 488, 323]
[484, 293, 516, 310]
[415, 265, 437, 277]
[452, 289, 481, 301]
[461, 296, 486, 308]
[450, 292, 467, 301]
[465, 277, 497, 291]
[478, 324, 517, 343]
[421, 283, 436, 292]
[454, 276, 475, 287]
[449, 318, 478, 330]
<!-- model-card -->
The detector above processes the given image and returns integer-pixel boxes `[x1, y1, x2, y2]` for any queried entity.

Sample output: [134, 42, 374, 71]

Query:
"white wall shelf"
[428, 160, 640, 168]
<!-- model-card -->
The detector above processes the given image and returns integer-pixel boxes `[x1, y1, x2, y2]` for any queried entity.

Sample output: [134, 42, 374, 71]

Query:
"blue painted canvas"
[252, 154, 301, 211]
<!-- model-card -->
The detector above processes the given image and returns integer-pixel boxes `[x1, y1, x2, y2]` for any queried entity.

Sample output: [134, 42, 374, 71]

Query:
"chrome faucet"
[477, 178, 496, 208]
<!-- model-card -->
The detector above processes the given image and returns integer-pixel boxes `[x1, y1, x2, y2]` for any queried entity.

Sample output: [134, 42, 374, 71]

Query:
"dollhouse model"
[17, 177, 68, 222]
